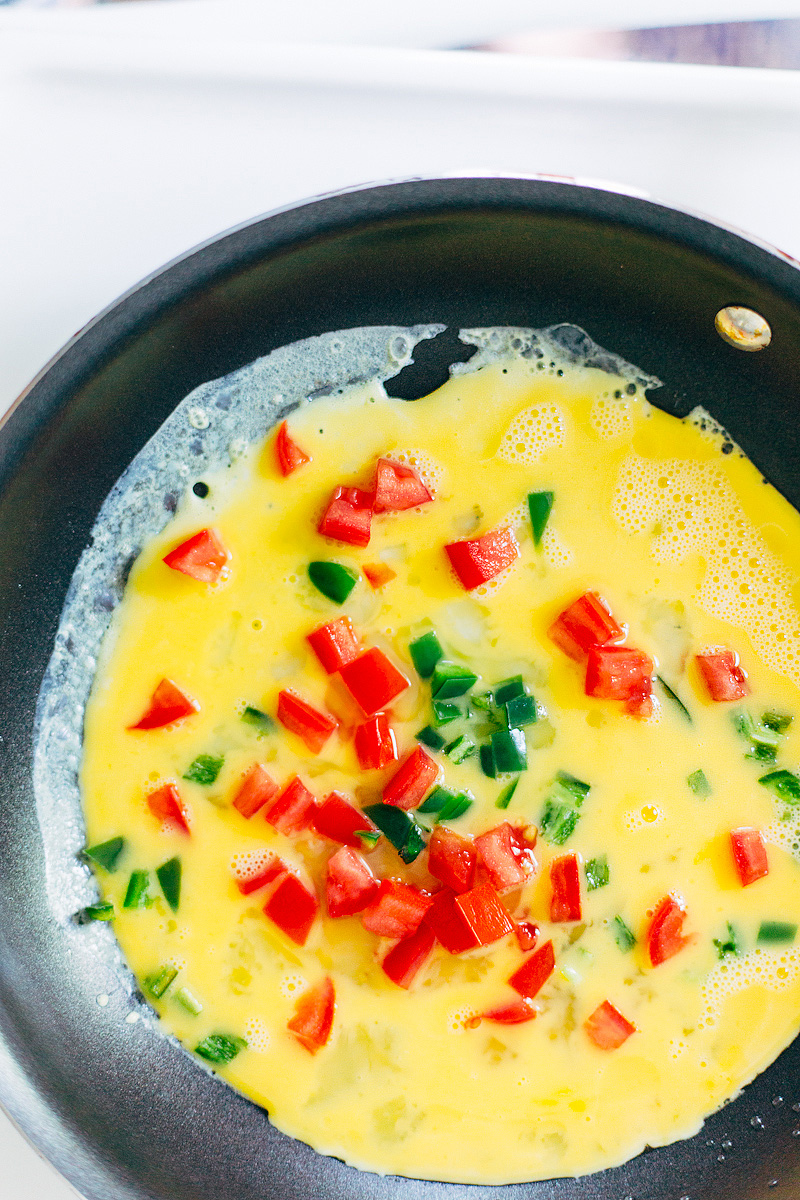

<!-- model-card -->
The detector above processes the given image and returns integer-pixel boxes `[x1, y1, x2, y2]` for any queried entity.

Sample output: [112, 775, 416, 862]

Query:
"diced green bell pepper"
[494, 676, 525, 705]
[444, 734, 476, 764]
[759, 769, 800, 804]
[687, 769, 711, 797]
[241, 705, 275, 735]
[195, 1034, 247, 1064]
[308, 560, 359, 604]
[409, 630, 444, 679]
[123, 870, 151, 910]
[81, 836, 125, 873]
[416, 725, 446, 751]
[145, 964, 179, 999]
[504, 694, 538, 729]
[491, 727, 527, 773]
[585, 856, 609, 891]
[362, 804, 427, 864]
[527, 491, 554, 545]
[431, 662, 478, 700]
[758, 921, 797, 945]
[156, 856, 182, 912]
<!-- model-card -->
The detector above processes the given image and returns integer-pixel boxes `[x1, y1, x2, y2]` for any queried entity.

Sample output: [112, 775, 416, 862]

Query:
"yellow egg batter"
[79, 344, 800, 1184]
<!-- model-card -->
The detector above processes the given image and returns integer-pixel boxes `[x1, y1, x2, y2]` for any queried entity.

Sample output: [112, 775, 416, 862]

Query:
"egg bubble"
[448, 1005, 479, 1032]
[244, 1017, 272, 1052]
[497, 403, 566, 465]
[613, 449, 800, 687]
[623, 804, 665, 831]
[230, 848, 273, 886]
[590, 395, 635, 441]
[279, 973, 307, 1000]
[541, 525, 574, 568]
[763, 806, 800, 861]
[389, 448, 444, 497]
[701, 947, 800, 1027]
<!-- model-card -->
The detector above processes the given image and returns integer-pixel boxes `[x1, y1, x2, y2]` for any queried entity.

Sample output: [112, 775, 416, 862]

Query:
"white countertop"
[2, 4, 800, 1196]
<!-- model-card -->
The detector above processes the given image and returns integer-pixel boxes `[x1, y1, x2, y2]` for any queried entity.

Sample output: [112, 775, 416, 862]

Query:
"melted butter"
[81, 353, 800, 1183]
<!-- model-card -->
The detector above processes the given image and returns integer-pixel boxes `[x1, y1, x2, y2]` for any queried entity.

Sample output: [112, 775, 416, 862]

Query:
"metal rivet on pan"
[715, 306, 772, 351]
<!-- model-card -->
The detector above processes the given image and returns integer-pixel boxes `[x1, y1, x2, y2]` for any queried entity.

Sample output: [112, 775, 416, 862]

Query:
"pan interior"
[2, 178, 800, 1200]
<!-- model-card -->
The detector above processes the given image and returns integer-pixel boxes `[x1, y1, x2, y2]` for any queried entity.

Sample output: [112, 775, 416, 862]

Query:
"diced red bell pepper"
[363, 562, 397, 589]
[361, 879, 433, 939]
[314, 790, 378, 849]
[318, 486, 373, 547]
[551, 849, 582, 921]
[276, 689, 338, 754]
[275, 420, 311, 477]
[625, 690, 654, 720]
[233, 852, 286, 896]
[373, 458, 433, 513]
[287, 976, 334, 1054]
[427, 826, 477, 894]
[325, 846, 379, 917]
[306, 616, 361, 675]
[509, 940, 556, 1000]
[481, 996, 537, 1025]
[147, 783, 190, 834]
[383, 745, 440, 810]
[338, 647, 410, 716]
[264, 776, 317, 836]
[424, 884, 513, 954]
[647, 893, 692, 966]
[585, 1000, 636, 1050]
[163, 528, 229, 584]
[445, 526, 520, 591]
[458, 883, 514, 944]
[382, 922, 436, 989]
[232, 764, 280, 819]
[263, 871, 319, 945]
[696, 650, 750, 701]
[515, 920, 539, 952]
[354, 712, 398, 771]
[424, 889, 480, 955]
[550, 852, 582, 922]
[474, 822, 537, 892]
[585, 646, 653, 704]
[129, 678, 200, 730]
[731, 827, 769, 887]
[548, 591, 625, 661]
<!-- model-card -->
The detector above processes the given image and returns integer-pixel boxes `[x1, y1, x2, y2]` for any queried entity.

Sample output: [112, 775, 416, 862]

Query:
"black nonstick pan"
[2, 176, 800, 1200]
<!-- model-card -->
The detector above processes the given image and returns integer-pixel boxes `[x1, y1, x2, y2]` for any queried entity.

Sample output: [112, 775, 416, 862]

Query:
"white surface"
[2, 4, 800, 1198]
[8, 0, 800, 47]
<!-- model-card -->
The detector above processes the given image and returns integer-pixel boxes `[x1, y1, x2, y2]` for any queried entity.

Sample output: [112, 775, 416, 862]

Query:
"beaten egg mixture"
[80, 347, 800, 1184]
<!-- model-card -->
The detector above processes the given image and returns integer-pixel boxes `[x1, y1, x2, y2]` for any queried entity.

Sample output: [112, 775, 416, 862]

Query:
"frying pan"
[2, 176, 800, 1200]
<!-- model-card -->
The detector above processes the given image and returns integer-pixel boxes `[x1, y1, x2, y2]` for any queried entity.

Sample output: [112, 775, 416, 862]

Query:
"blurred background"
[2, 1, 800, 1194]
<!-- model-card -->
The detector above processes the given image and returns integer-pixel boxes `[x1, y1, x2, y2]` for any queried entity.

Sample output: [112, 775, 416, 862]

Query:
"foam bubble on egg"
[497, 403, 566, 465]
[503, 501, 529, 531]
[623, 804, 665, 831]
[390, 448, 444, 497]
[590, 395, 635, 441]
[668, 1036, 690, 1060]
[763, 807, 800, 859]
[701, 947, 800, 1028]
[279, 973, 307, 1000]
[448, 1004, 479, 1032]
[244, 1017, 272, 1052]
[473, 560, 518, 599]
[230, 848, 273, 884]
[613, 454, 800, 687]
[541, 525, 574, 568]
